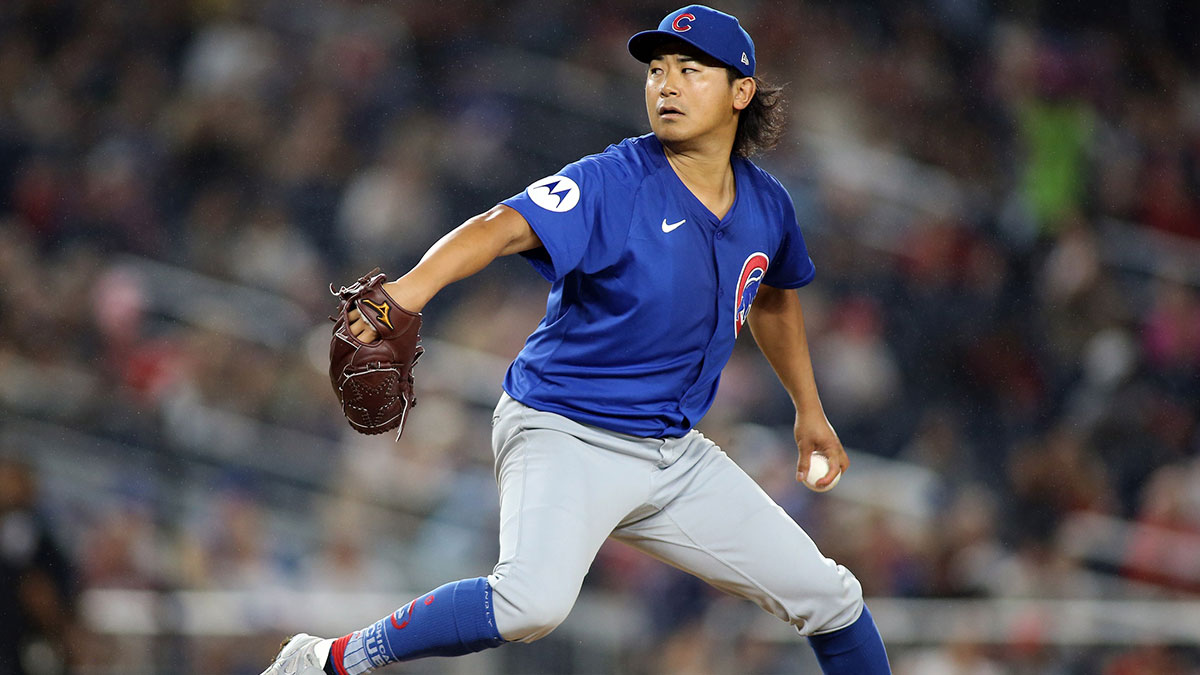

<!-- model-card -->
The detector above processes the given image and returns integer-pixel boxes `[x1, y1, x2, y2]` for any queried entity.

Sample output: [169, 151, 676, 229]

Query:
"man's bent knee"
[496, 602, 572, 643]
[488, 574, 574, 643]
[785, 561, 865, 636]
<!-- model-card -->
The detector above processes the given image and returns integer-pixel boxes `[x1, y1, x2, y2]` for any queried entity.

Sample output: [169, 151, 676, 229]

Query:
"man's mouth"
[658, 105, 684, 118]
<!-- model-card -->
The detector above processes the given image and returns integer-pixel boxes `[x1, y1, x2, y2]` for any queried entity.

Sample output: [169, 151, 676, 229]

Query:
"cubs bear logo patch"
[734, 252, 769, 338]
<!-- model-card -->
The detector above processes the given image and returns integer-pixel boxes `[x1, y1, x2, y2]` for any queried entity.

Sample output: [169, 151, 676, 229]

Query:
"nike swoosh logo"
[661, 218, 686, 233]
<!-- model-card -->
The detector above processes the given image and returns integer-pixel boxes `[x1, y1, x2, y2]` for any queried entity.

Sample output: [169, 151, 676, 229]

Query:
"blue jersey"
[500, 134, 815, 437]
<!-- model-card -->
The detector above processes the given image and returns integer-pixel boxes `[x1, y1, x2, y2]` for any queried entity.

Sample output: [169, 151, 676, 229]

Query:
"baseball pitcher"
[266, 5, 891, 674]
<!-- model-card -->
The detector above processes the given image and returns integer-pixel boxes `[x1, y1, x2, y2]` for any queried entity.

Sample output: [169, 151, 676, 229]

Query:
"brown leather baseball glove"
[329, 268, 423, 437]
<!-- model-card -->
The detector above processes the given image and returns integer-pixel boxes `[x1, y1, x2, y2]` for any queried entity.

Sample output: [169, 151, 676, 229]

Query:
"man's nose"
[659, 72, 680, 97]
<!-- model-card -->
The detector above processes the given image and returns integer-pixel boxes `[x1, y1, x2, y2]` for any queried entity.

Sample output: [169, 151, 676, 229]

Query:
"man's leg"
[486, 394, 664, 641]
[807, 605, 890, 675]
[611, 431, 891, 675]
[311, 394, 656, 675]
[322, 578, 504, 674]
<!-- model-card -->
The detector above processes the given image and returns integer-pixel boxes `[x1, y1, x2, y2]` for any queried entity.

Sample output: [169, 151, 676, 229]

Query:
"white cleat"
[261, 633, 335, 675]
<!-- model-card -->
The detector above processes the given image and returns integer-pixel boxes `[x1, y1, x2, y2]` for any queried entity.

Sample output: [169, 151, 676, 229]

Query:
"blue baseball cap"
[628, 5, 755, 78]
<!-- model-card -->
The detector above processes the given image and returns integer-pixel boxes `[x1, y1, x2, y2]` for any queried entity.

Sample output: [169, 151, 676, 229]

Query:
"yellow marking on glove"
[361, 299, 394, 330]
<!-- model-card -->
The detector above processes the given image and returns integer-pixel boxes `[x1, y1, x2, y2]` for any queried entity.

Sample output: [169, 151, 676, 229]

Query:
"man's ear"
[733, 76, 756, 111]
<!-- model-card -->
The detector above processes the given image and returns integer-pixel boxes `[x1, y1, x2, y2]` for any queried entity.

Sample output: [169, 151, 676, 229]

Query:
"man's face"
[645, 42, 744, 147]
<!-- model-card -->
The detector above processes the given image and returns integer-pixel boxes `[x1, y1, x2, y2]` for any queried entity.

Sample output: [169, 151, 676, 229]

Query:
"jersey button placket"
[680, 222, 723, 414]
[715, 226, 727, 301]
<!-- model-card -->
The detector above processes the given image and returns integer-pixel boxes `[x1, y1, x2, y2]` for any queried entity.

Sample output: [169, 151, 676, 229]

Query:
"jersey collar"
[644, 134, 745, 228]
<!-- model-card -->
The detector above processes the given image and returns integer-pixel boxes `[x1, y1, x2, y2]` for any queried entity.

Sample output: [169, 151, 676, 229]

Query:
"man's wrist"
[384, 278, 431, 313]
[794, 400, 830, 426]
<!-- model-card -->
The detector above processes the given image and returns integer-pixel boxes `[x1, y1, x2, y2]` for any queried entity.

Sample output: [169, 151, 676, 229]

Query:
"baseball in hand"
[803, 452, 841, 492]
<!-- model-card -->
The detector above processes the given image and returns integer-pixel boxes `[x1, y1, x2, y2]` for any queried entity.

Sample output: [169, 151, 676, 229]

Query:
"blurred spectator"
[1016, 46, 1096, 235]
[926, 486, 1005, 597]
[337, 116, 449, 266]
[0, 454, 79, 675]
[811, 294, 901, 452]
[1006, 426, 1115, 544]
[1142, 279, 1200, 377]
[1124, 459, 1200, 592]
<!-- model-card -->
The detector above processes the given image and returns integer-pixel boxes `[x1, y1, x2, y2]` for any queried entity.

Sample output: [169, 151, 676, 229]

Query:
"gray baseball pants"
[486, 393, 864, 642]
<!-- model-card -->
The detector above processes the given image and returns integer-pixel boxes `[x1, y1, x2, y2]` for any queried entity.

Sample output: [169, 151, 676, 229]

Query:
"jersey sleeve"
[762, 185, 816, 289]
[501, 154, 631, 282]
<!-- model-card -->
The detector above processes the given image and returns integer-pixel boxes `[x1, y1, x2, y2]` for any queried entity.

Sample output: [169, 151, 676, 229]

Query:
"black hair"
[729, 72, 787, 158]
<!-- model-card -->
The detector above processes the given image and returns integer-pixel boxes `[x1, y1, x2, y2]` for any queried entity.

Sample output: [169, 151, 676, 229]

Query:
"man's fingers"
[827, 447, 850, 475]
[796, 450, 811, 481]
[348, 307, 381, 341]
[824, 451, 849, 486]
[796, 444, 850, 484]
[349, 317, 379, 343]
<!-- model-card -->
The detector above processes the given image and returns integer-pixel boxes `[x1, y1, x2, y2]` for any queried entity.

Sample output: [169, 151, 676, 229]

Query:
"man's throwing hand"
[794, 411, 848, 491]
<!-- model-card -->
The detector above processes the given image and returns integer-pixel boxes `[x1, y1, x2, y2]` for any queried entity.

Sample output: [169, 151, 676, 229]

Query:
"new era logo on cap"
[627, 4, 756, 78]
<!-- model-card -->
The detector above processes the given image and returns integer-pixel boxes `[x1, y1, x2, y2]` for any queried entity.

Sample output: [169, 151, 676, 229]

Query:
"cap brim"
[628, 30, 703, 64]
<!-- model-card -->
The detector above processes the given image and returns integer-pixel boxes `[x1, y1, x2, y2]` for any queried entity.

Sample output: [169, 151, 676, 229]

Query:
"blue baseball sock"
[327, 577, 506, 675]
[807, 605, 891, 674]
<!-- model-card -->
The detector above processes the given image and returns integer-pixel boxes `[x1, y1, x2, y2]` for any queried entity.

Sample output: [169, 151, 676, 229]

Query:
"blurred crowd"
[2, 0, 1200, 673]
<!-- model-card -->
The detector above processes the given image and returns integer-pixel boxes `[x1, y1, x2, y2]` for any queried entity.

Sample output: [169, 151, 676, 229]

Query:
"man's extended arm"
[747, 284, 848, 487]
[349, 205, 540, 342]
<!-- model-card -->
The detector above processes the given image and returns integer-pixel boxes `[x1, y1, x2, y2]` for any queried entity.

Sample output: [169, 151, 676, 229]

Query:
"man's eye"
[682, 68, 697, 73]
